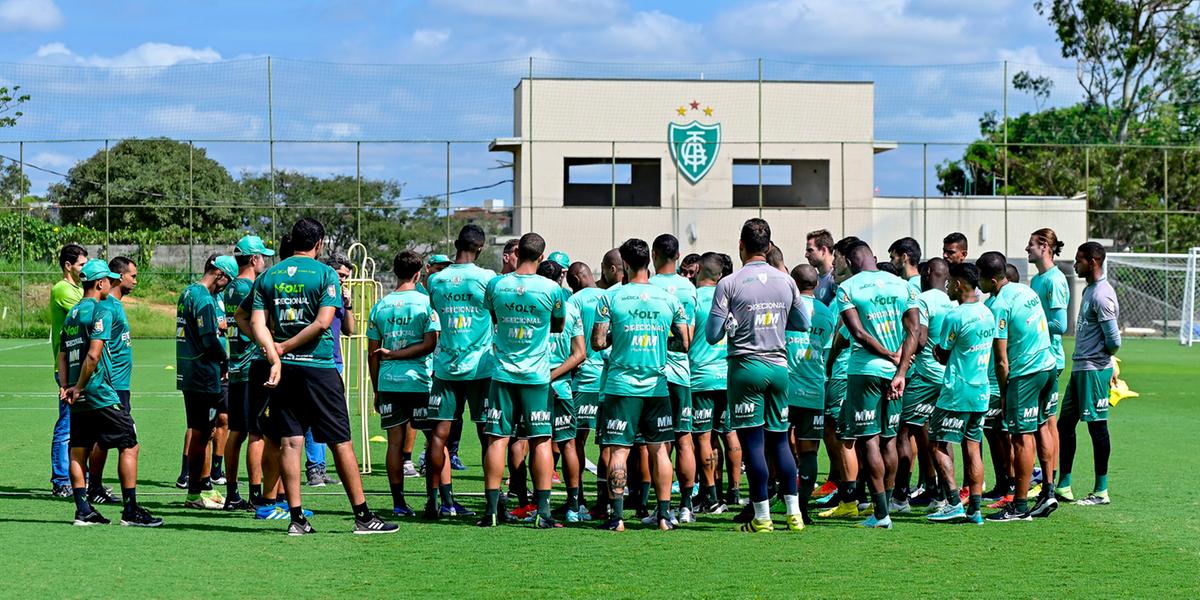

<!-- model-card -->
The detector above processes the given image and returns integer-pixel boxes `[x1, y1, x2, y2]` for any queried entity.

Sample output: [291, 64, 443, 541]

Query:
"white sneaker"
[677, 507, 696, 523]
[402, 461, 418, 478]
[640, 513, 657, 525]
[888, 498, 912, 514]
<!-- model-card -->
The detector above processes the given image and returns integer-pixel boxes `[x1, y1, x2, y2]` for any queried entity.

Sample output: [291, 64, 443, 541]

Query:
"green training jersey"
[689, 285, 728, 391]
[990, 282, 1055, 378]
[649, 273, 697, 387]
[837, 270, 917, 378]
[366, 290, 440, 393]
[176, 283, 226, 393]
[908, 288, 954, 383]
[830, 296, 851, 381]
[484, 273, 565, 385]
[983, 295, 999, 396]
[1029, 267, 1069, 371]
[60, 297, 120, 412]
[596, 282, 688, 397]
[549, 300, 583, 399]
[937, 301, 995, 412]
[907, 275, 922, 295]
[223, 277, 258, 384]
[786, 295, 835, 409]
[102, 295, 133, 391]
[569, 286, 607, 393]
[427, 263, 496, 381]
[50, 279, 83, 369]
[251, 256, 343, 368]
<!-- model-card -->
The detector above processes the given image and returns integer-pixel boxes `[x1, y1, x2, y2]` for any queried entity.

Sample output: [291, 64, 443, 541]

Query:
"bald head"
[848, 243, 877, 274]
[923, 257, 949, 292]
[566, 261, 596, 292]
[791, 263, 819, 293]
[600, 248, 624, 288]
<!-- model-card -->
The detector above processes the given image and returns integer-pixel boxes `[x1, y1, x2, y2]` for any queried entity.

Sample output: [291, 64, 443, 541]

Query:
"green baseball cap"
[235, 235, 275, 256]
[548, 251, 570, 270]
[428, 254, 452, 265]
[81, 259, 119, 282]
[212, 255, 238, 280]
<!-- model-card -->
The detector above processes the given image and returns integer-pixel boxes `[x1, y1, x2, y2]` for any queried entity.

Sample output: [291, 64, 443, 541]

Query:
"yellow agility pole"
[344, 242, 382, 474]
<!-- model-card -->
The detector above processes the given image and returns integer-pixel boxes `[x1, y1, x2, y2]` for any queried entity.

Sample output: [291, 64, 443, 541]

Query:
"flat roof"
[514, 77, 874, 90]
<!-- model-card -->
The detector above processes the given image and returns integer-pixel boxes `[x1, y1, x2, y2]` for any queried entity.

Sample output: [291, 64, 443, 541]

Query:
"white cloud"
[411, 29, 450, 49]
[33, 42, 222, 67]
[29, 151, 73, 170]
[145, 105, 263, 137]
[0, 0, 62, 31]
[999, 46, 1051, 68]
[433, 0, 623, 27]
[312, 122, 362, 139]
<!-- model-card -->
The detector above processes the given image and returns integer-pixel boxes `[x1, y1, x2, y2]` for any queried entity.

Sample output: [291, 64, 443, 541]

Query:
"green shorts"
[552, 391, 576, 443]
[1040, 368, 1063, 424]
[429, 377, 489, 423]
[728, 356, 790, 432]
[882, 394, 902, 438]
[984, 394, 1004, 431]
[825, 378, 846, 433]
[484, 381, 552, 439]
[929, 408, 985, 444]
[377, 391, 428, 431]
[669, 383, 693, 434]
[690, 389, 721, 433]
[1005, 369, 1055, 434]
[840, 375, 890, 439]
[900, 373, 940, 426]
[711, 392, 731, 435]
[575, 391, 600, 431]
[789, 407, 825, 441]
[1062, 368, 1112, 423]
[598, 394, 673, 447]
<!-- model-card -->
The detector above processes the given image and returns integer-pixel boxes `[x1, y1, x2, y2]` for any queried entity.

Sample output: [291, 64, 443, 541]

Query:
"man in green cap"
[49, 243, 89, 497]
[549, 251, 571, 271]
[177, 255, 237, 510]
[59, 259, 161, 527]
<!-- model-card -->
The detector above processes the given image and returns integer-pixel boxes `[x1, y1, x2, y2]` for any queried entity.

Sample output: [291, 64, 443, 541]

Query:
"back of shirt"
[838, 270, 917, 378]
[484, 273, 565, 385]
[709, 261, 807, 366]
[428, 263, 497, 381]
[597, 282, 687, 397]
[176, 283, 224, 393]
[366, 290, 440, 393]
[649, 273, 697, 387]
[983, 295, 999, 397]
[62, 298, 120, 411]
[224, 277, 258, 384]
[1030, 267, 1070, 371]
[689, 284, 727, 391]
[252, 256, 342, 368]
[992, 282, 1055, 377]
[50, 280, 83, 367]
[814, 270, 837, 306]
[1073, 278, 1118, 371]
[103, 295, 133, 392]
[937, 301, 995, 413]
[549, 300, 583, 399]
[569, 286, 607, 393]
[786, 295, 835, 409]
[909, 288, 955, 383]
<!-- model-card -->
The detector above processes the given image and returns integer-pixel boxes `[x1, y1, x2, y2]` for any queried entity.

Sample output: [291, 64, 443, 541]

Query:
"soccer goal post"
[1106, 250, 1200, 345]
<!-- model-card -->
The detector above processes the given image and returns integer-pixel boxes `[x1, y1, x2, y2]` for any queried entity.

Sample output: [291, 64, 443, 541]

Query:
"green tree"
[0, 85, 29, 129]
[1, 159, 32, 205]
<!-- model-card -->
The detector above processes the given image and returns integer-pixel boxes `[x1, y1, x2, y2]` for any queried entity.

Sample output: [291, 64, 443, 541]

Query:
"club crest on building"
[669, 101, 719, 184]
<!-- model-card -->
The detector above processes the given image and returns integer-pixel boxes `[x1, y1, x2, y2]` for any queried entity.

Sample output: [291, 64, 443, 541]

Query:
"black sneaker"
[88, 486, 118, 505]
[120, 506, 164, 527]
[174, 474, 189, 489]
[981, 484, 1008, 502]
[318, 466, 340, 486]
[250, 495, 273, 508]
[305, 466, 325, 488]
[477, 513, 501, 527]
[211, 468, 227, 486]
[451, 502, 476, 517]
[223, 497, 254, 512]
[421, 501, 439, 520]
[353, 513, 399, 535]
[985, 504, 1033, 522]
[51, 484, 72, 498]
[1029, 495, 1058, 518]
[600, 517, 625, 531]
[533, 513, 562, 529]
[288, 519, 316, 536]
[703, 501, 729, 514]
[732, 502, 755, 524]
[73, 509, 110, 526]
[909, 487, 939, 507]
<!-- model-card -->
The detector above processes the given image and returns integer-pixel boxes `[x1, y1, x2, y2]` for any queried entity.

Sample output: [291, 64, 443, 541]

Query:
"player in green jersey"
[787, 264, 836, 524]
[84, 256, 137, 506]
[49, 243, 88, 497]
[478, 233, 566, 528]
[539, 260, 588, 521]
[836, 243, 918, 529]
[942, 232, 968, 265]
[977, 251, 1057, 522]
[566, 261, 607, 513]
[252, 218, 396, 535]
[689, 253, 732, 513]
[927, 263, 994, 525]
[817, 236, 862, 514]
[592, 238, 690, 531]
[888, 237, 923, 293]
[1026, 228, 1068, 501]
[649, 234, 700, 523]
[59, 259, 161, 527]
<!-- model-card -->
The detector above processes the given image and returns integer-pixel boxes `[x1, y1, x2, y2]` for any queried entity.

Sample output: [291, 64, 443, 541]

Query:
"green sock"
[122, 488, 137, 511]
[797, 452, 817, 513]
[566, 487, 580, 512]
[681, 486, 693, 511]
[884, 488, 894, 505]
[595, 480, 608, 510]
[1014, 497, 1030, 513]
[700, 484, 715, 506]
[968, 494, 981, 514]
[438, 484, 454, 507]
[1095, 475, 1108, 493]
[535, 489, 552, 519]
[657, 499, 672, 521]
[638, 482, 651, 509]
[1059, 472, 1072, 488]
[872, 492, 888, 519]
[426, 485, 437, 506]
[612, 494, 625, 520]
[484, 488, 500, 516]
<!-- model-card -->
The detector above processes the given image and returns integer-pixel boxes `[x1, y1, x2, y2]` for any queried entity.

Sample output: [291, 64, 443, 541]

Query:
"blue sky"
[0, 0, 1083, 202]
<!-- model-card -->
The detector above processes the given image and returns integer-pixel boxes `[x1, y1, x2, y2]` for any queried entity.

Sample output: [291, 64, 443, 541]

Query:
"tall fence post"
[1084, 146, 1091, 240]
[528, 56, 534, 233]
[104, 139, 110, 255]
[610, 141, 616, 249]
[922, 143, 928, 252]
[839, 142, 846, 237]
[267, 56, 277, 243]
[18, 141, 25, 334]
[188, 141, 195, 277]
[757, 57, 763, 218]
[446, 142, 452, 245]
[1002, 60, 1009, 253]
[356, 142, 362, 242]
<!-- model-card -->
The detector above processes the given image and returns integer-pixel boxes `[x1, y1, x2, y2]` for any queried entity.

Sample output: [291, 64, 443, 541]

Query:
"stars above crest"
[674, 100, 714, 118]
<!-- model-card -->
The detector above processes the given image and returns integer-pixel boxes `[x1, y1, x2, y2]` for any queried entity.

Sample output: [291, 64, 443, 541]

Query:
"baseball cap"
[212, 255, 238, 280]
[81, 259, 119, 282]
[548, 251, 570, 270]
[235, 235, 275, 256]
[428, 254, 452, 265]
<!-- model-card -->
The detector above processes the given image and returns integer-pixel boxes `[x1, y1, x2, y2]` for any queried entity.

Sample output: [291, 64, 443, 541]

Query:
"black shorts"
[263, 363, 352, 444]
[116, 390, 131, 413]
[247, 361, 271, 436]
[217, 383, 229, 414]
[69, 404, 138, 450]
[183, 390, 222, 430]
[227, 380, 252, 433]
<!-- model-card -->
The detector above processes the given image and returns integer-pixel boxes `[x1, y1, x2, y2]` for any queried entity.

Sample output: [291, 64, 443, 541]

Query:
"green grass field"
[3, 337, 1198, 598]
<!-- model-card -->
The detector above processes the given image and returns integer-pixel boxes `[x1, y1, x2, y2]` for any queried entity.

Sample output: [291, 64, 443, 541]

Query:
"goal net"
[1106, 250, 1200, 345]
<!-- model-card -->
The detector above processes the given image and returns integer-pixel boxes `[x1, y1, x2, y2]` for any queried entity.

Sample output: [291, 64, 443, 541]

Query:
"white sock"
[753, 500, 770, 521]
[784, 494, 801, 516]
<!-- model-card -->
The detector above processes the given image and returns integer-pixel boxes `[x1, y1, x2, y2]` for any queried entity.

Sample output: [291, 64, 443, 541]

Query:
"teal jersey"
[830, 296, 851, 381]
[837, 270, 918, 378]
[60, 298, 120, 411]
[908, 288, 955, 382]
[786, 295, 835, 409]
[569, 287, 607, 393]
[983, 296, 999, 396]
[689, 285, 728, 391]
[596, 282, 688, 397]
[223, 277, 258, 384]
[214, 293, 229, 354]
[991, 282, 1055, 378]
[251, 256, 343, 368]
[427, 263, 497, 380]
[937, 301, 996, 412]
[176, 283, 226, 393]
[549, 300, 584, 399]
[102, 295, 133, 391]
[366, 290, 440, 393]
[1030, 267, 1069, 370]
[649, 273, 697, 387]
[908, 275, 922, 294]
[484, 273, 565, 385]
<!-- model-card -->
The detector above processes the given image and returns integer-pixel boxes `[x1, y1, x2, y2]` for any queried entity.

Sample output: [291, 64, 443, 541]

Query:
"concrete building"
[490, 77, 1085, 267]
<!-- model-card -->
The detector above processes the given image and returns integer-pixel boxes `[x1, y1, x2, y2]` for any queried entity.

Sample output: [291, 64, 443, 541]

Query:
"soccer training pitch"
[2, 337, 1197, 598]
